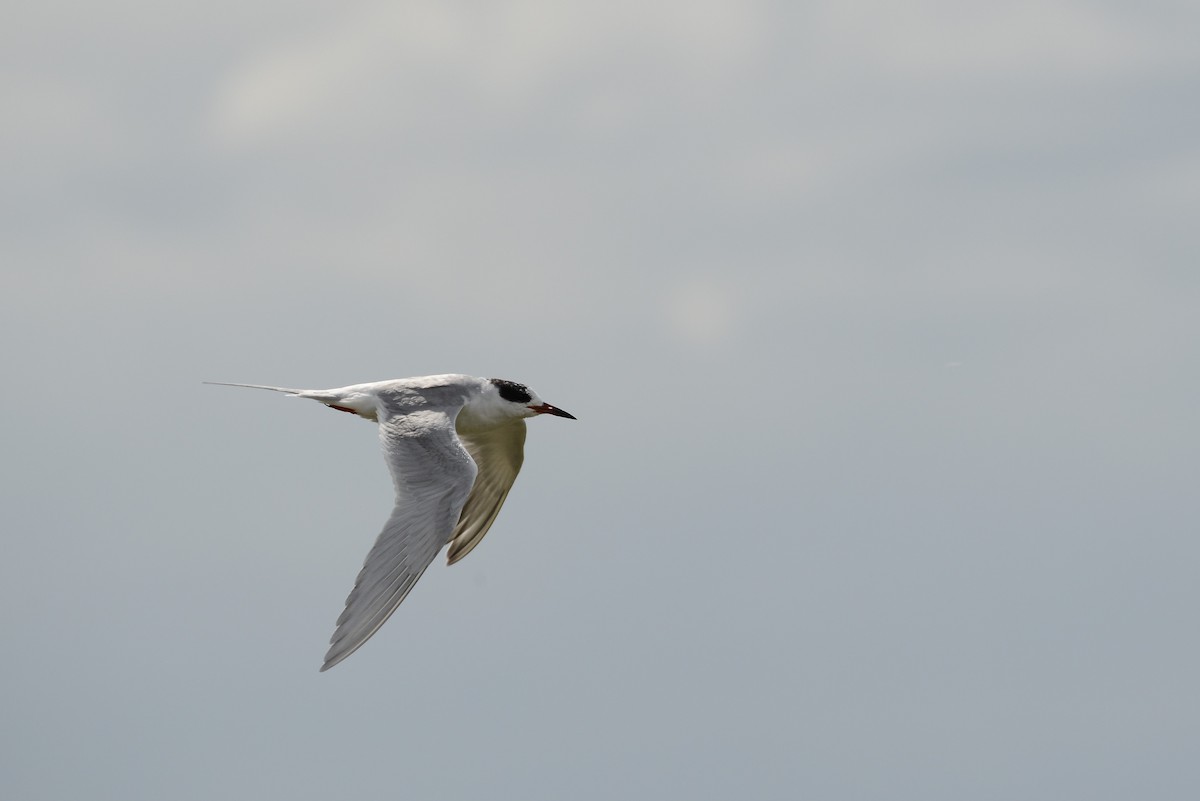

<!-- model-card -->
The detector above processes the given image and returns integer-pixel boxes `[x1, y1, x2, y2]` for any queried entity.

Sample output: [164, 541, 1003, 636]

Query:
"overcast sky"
[3, 1, 1199, 799]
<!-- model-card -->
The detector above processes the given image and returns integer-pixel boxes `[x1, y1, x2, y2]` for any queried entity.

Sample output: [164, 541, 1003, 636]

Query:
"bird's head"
[487, 378, 576, 421]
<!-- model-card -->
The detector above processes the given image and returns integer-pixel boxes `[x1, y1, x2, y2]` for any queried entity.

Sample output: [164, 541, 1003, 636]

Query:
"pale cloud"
[210, 0, 764, 146]
[807, 0, 1191, 82]
[210, 2, 467, 145]
[665, 278, 738, 345]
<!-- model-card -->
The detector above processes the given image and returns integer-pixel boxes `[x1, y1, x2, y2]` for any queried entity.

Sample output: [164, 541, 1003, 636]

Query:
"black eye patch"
[489, 378, 532, 404]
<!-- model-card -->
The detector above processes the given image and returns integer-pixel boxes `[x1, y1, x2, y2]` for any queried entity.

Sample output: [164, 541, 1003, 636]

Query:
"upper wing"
[446, 420, 526, 565]
[321, 409, 478, 671]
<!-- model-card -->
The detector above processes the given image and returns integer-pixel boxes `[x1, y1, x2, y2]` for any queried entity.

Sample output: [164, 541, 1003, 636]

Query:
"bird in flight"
[206, 374, 575, 671]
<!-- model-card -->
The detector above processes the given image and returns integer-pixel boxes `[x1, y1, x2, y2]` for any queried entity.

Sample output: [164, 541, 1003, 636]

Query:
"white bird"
[206, 374, 575, 671]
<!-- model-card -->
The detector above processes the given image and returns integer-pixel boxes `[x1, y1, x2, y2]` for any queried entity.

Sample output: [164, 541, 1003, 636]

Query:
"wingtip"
[320, 644, 354, 672]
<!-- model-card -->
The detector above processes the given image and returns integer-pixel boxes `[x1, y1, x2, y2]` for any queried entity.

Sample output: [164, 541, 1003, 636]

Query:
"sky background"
[3, 1, 1199, 798]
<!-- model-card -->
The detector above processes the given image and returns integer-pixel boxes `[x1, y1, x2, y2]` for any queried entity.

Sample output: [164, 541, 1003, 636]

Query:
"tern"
[206, 374, 575, 671]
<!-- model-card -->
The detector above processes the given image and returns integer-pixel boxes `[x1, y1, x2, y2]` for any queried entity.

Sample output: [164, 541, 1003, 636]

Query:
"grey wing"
[321, 409, 478, 671]
[446, 420, 526, 565]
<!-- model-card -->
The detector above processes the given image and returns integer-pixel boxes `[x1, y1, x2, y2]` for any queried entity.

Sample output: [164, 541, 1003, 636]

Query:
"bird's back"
[320, 374, 487, 422]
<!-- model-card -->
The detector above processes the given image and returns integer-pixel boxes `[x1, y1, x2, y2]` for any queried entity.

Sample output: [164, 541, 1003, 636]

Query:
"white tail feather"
[202, 381, 304, 395]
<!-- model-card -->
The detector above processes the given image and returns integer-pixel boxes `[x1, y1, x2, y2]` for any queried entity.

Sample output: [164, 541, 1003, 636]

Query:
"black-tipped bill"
[529, 403, 576, 419]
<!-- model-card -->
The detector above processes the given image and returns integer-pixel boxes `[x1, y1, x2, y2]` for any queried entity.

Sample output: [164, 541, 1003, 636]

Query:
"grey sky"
[3, 1, 1198, 799]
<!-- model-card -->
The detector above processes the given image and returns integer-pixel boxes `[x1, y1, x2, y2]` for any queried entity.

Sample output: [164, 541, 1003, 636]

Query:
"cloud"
[210, 2, 461, 144]
[805, 0, 1193, 83]
[210, 0, 764, 146]
[665, 278, 738, 345]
